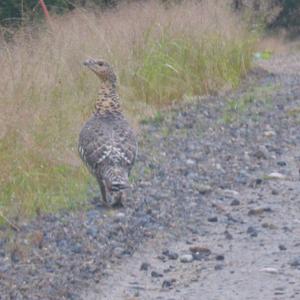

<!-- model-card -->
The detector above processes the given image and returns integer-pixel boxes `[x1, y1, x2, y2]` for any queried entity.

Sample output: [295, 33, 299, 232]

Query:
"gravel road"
[1, 53, 300, 300]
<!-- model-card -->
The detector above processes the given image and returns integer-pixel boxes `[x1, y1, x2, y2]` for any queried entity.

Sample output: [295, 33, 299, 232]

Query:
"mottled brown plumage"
[78, 58, 137, 206]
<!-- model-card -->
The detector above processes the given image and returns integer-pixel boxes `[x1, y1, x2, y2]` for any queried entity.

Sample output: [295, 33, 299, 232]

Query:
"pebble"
[247, 226, 258, 237]
[216, 254, 225, 261]
[180, 254, 194, 263]
[230, 199, 240, 206]
[248, 207, 272, 216]
[267, 172, 287, 180]
[214, 264, 224, 271]
[162, 250, 179, 260]
[151, 271, 163, 278]
[140, 262, 150, 271]
[289, 257, 300, 268]
[207, 216, 218, 222]
[279, 244, 287, 251]
[260, 267, 279, 274]
[223, 189, 240, 197]
[162, 279, 175, 288]
[189, 246, 211, 260]
[224, 230, 233, 240]
[196, 184, 212, 195]
[277, 161, 287, 167]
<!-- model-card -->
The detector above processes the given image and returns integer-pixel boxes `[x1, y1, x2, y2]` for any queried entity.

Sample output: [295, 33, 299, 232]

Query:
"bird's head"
[83, 58, 117, 84]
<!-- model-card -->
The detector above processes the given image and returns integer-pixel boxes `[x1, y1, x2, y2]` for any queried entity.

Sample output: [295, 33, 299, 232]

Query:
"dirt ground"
[1, 52, 300, 300]
[83, 54, 300, 300]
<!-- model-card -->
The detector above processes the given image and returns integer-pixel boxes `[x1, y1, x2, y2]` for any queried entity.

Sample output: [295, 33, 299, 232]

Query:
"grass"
[221, 83, 278, 124]
[0, 0, 256, 224]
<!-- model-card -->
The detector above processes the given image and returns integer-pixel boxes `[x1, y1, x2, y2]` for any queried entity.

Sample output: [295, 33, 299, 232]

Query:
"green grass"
[221, 83, 278, 124]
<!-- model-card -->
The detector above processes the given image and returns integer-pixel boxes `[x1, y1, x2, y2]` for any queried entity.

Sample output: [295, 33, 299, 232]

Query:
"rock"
[264, 130, 276, 137]
[247, 226, 258, 237]
[140, 262, 150, 271]
[162, 250, 178, 260]
[272, 189, 279, 195]
[260, 267, 279, 274]
[162, 279, 175, 288]
[223, 189, 240, 197]
[289, 257, 300, 268]
[180, 254, 194, 263]
[248, 207, 272, 216]
[253, 147, 268, 159]
[214, 264, 224, 271]
[186, 159, 196, 166]
[267, 172, 287, 180]
[262, 222, 277, 230]
[195, 184, 212, 195]
[113, 247, 126, 258]
[189, 246, 211, 260]
[230, 199, 240, 206]
[279, 244, 287, 251]
[207, 216, 218, 222]
[86, 227, 98, 238]
[151, 271, 163, 278]
[224, 230, 233, 240]
[277, 161, 287, 167]
[72, 243, 83, 254]
[216, 254, 225, 261]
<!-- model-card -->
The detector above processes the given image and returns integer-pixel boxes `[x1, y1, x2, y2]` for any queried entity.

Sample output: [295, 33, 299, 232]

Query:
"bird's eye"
[98, 62, 104, 66]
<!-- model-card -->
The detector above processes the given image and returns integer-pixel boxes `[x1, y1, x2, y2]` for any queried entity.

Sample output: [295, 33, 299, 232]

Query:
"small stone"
[189, 246, 211, 260]
[86, 227, 98, 238]
[186, 159, 196, 166]
[272, 189, 279, 195]
[162, 279, 175, 288]
[216, 254, 225, 261]
[72, 243, 83, 254]
[267, 172, 287, 180]
[214, 264, 224, 271]
[262, 222, 277, 230]
[248, 207, 272, 216]
[208, 216, 218, 222]
[279, 244, 287, 251]
[151, 271, 163, 278]
[180, 254, 194, 263]
[260, 267, 279, 274]
[223, 189, 239, 197]
[113, 247, 126, 258]
[277, 161, 287, 167]
[253, 148, 268, 159]
[289, 257, 300, 268]
[115, 212, 125, 220]
[247, 226, 258, 237]
[162, 250, 178, 260]
[140, 262, 150, 271]
[264, 130, 276, 137]
[195, 184, 212, 195]
[224, 230, 233, 240]
[230, 199, 240, 206]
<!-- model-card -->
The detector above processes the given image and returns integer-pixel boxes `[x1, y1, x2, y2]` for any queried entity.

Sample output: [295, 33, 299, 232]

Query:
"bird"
[78, 58, 137, 207]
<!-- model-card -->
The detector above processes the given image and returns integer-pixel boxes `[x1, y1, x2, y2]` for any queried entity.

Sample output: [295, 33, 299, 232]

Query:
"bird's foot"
[106, 192, 124, 208]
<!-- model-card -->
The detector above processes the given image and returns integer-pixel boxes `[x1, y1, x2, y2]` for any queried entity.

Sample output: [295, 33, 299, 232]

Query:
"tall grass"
[0, 0, 256, 222]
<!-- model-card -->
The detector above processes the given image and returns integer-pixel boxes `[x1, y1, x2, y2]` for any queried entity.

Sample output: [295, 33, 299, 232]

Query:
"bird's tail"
[104, 167, 130, 192]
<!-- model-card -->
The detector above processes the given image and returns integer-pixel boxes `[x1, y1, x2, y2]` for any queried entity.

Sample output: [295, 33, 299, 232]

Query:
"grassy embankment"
[0, 1, 256, 223]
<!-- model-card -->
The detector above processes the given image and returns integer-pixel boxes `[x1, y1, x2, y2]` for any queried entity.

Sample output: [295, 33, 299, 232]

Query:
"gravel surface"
[1, 53, 300, 299]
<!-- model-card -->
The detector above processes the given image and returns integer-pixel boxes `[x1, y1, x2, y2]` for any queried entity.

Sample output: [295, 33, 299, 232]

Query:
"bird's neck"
[94, 81, 121, 115]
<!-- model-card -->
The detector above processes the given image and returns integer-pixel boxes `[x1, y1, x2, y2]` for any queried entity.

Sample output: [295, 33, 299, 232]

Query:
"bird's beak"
[83, 58, 96, 66]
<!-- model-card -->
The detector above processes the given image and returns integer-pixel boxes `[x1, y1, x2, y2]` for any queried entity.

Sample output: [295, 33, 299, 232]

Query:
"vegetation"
[0, 1, 256, 223]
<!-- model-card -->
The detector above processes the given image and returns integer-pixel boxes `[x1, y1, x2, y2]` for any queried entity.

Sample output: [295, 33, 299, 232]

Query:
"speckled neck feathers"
[94, 81, 121, 115]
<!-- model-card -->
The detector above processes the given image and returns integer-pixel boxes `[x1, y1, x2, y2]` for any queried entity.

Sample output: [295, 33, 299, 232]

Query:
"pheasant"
[78, 58, 137, 206]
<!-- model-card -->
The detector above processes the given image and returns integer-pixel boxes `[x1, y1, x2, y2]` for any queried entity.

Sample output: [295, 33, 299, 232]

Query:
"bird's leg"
[105, 191, 123, 207]
[98, 180, 107, 203]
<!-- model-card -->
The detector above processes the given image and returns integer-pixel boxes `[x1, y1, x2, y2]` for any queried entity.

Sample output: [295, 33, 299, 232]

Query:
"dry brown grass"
[0, 0, 256, 222]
